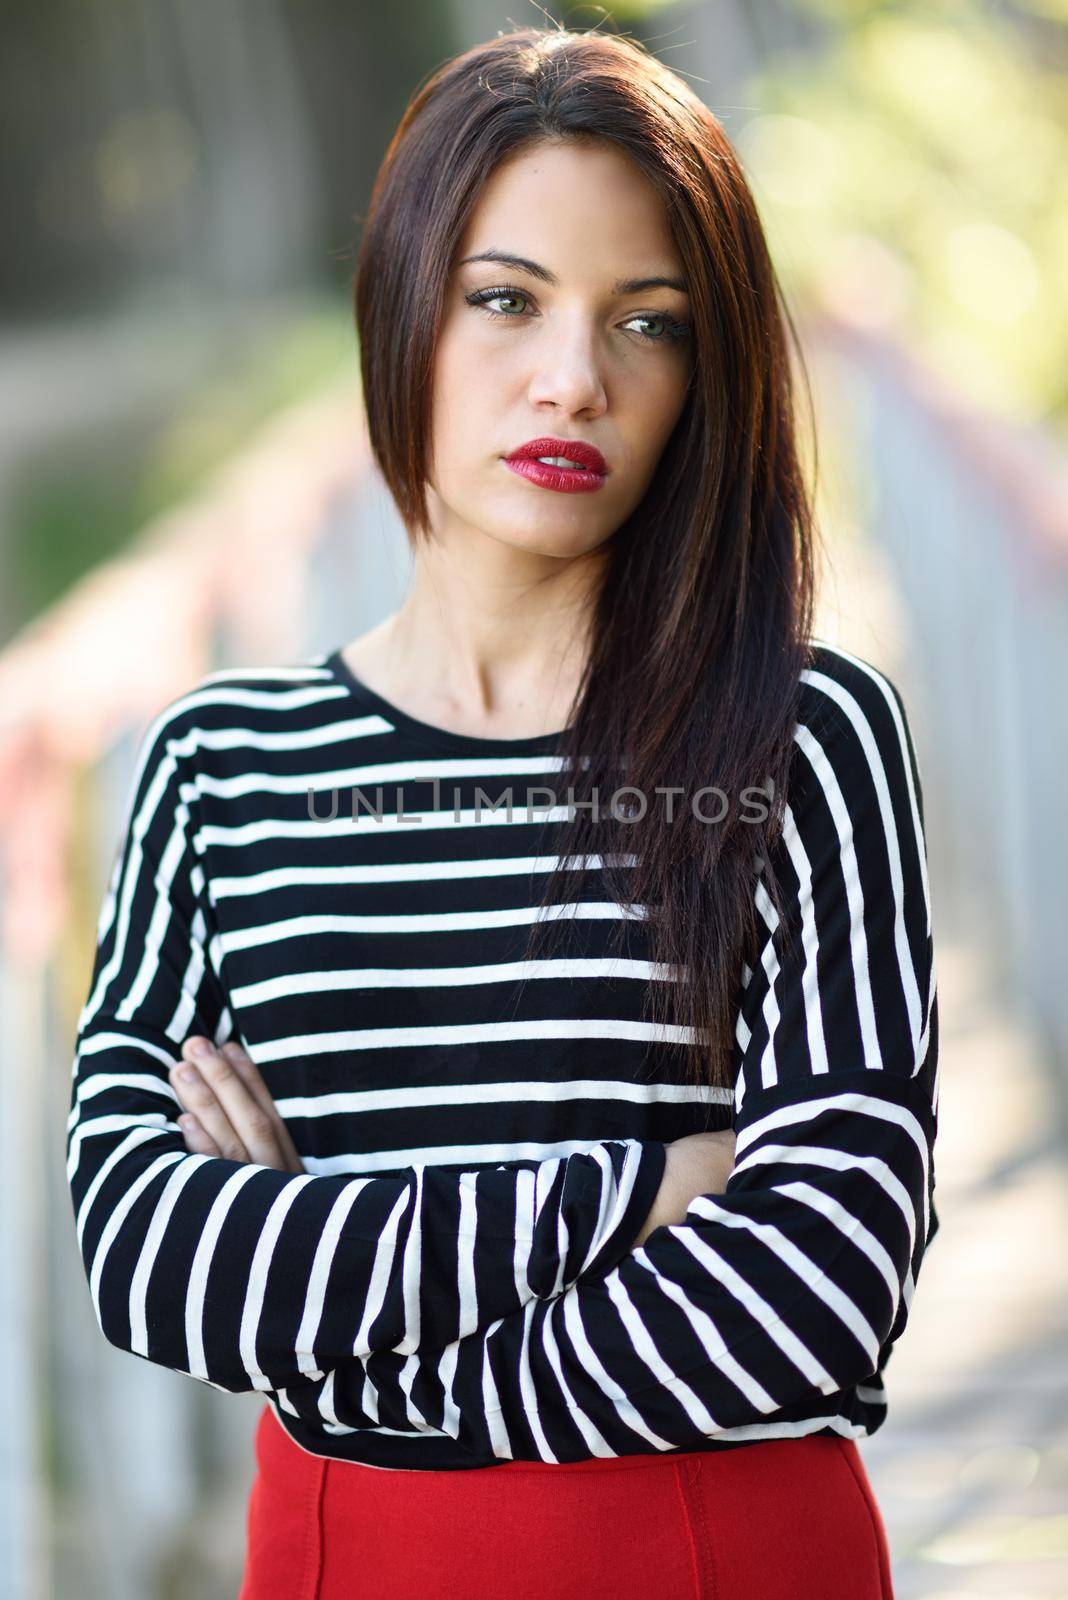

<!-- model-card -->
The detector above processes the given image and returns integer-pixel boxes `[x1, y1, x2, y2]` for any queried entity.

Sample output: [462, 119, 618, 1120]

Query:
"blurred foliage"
[549, 1, 681, 17]
[0, 0, 456, 312]
[1, 0, 456, 642]
[10, 296, 355, 632]
[736, 0, 1068, 426]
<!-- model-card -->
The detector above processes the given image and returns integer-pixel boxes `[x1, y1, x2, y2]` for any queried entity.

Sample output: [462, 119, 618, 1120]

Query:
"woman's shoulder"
[133, 651, 340, 763]
[795, 637, 916, 757]
[785, 637, 927, 826]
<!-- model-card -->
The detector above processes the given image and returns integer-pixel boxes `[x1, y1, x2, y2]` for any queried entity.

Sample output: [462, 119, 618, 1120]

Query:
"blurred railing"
[807, 312, 1068, 1115]
[1, 321, 1066, 1597]
[0, 373, 412, 1600]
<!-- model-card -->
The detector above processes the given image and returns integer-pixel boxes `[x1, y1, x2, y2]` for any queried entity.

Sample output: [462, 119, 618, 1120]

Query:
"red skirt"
[239, 1401, 894, 1599]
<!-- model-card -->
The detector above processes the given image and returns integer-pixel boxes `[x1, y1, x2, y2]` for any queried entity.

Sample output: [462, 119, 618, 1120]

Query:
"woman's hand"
[169, 1037, 305, 1174]
[632, 1128, 737, 1247]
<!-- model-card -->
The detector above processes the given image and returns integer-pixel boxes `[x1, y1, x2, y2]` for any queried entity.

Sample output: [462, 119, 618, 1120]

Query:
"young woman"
[67, 26, 939, 1599]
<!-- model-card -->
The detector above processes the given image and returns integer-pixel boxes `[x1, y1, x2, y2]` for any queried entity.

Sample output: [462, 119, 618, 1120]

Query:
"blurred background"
[1, 0, 1066, 1595]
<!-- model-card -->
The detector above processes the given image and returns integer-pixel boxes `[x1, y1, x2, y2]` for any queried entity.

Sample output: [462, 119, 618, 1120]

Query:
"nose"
[527, 316, 607, 416]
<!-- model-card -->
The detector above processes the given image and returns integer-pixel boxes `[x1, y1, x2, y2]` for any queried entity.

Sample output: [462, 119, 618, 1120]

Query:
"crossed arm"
[71, 655, 939, 1465]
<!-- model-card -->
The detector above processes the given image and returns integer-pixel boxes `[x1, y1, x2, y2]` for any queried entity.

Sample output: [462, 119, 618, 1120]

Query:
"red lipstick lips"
[503, 435, 608, 495]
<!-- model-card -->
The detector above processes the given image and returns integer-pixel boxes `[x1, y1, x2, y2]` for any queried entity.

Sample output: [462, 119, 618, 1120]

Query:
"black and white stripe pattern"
[66, 639, 939, 1469]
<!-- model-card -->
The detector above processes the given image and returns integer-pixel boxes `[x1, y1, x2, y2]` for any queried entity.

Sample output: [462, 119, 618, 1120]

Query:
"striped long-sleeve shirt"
[66, 637, 939, 1469]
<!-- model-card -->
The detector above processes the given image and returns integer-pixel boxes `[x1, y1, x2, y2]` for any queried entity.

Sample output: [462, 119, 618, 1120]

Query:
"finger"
[217, 1041, 279, 1118]
[179, 1041, 287, 1169]
[171, 1057, 251, 1164]
[218, 1041, 305, 1174]
[177, 1111, 223, 1158]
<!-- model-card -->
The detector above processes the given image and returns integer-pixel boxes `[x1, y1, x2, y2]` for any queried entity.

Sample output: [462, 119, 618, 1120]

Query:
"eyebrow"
[456, 249, 689, 297]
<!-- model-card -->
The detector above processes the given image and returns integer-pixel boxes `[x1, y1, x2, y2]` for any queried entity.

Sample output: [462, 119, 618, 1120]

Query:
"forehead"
[454, 139, 681, 275]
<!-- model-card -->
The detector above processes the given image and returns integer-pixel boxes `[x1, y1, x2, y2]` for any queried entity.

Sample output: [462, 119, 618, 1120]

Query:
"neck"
[379, 534, 605, 732]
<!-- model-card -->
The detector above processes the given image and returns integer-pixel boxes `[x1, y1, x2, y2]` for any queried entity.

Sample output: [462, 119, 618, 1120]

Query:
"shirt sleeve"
[65, 697, 668, 1397]
[325, 652, 940, 1460]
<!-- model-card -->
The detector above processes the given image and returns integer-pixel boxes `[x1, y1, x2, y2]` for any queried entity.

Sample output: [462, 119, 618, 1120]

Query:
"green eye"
[466, 287, 530, 317]
[622, 312, 692, 345]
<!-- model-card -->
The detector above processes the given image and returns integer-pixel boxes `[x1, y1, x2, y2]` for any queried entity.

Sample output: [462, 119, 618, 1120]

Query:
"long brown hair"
[353, 26, 819, 1095]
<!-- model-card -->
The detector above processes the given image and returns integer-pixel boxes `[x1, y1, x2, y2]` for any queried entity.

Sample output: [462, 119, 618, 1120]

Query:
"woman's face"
[427, 137, 694, 562]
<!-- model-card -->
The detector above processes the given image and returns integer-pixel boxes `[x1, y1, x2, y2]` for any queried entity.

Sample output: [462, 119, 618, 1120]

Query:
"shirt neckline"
[323, 646, 572, 757]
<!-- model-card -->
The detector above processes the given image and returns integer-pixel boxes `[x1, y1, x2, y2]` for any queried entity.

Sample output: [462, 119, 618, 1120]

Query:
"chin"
[486, 519, 607, 560]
